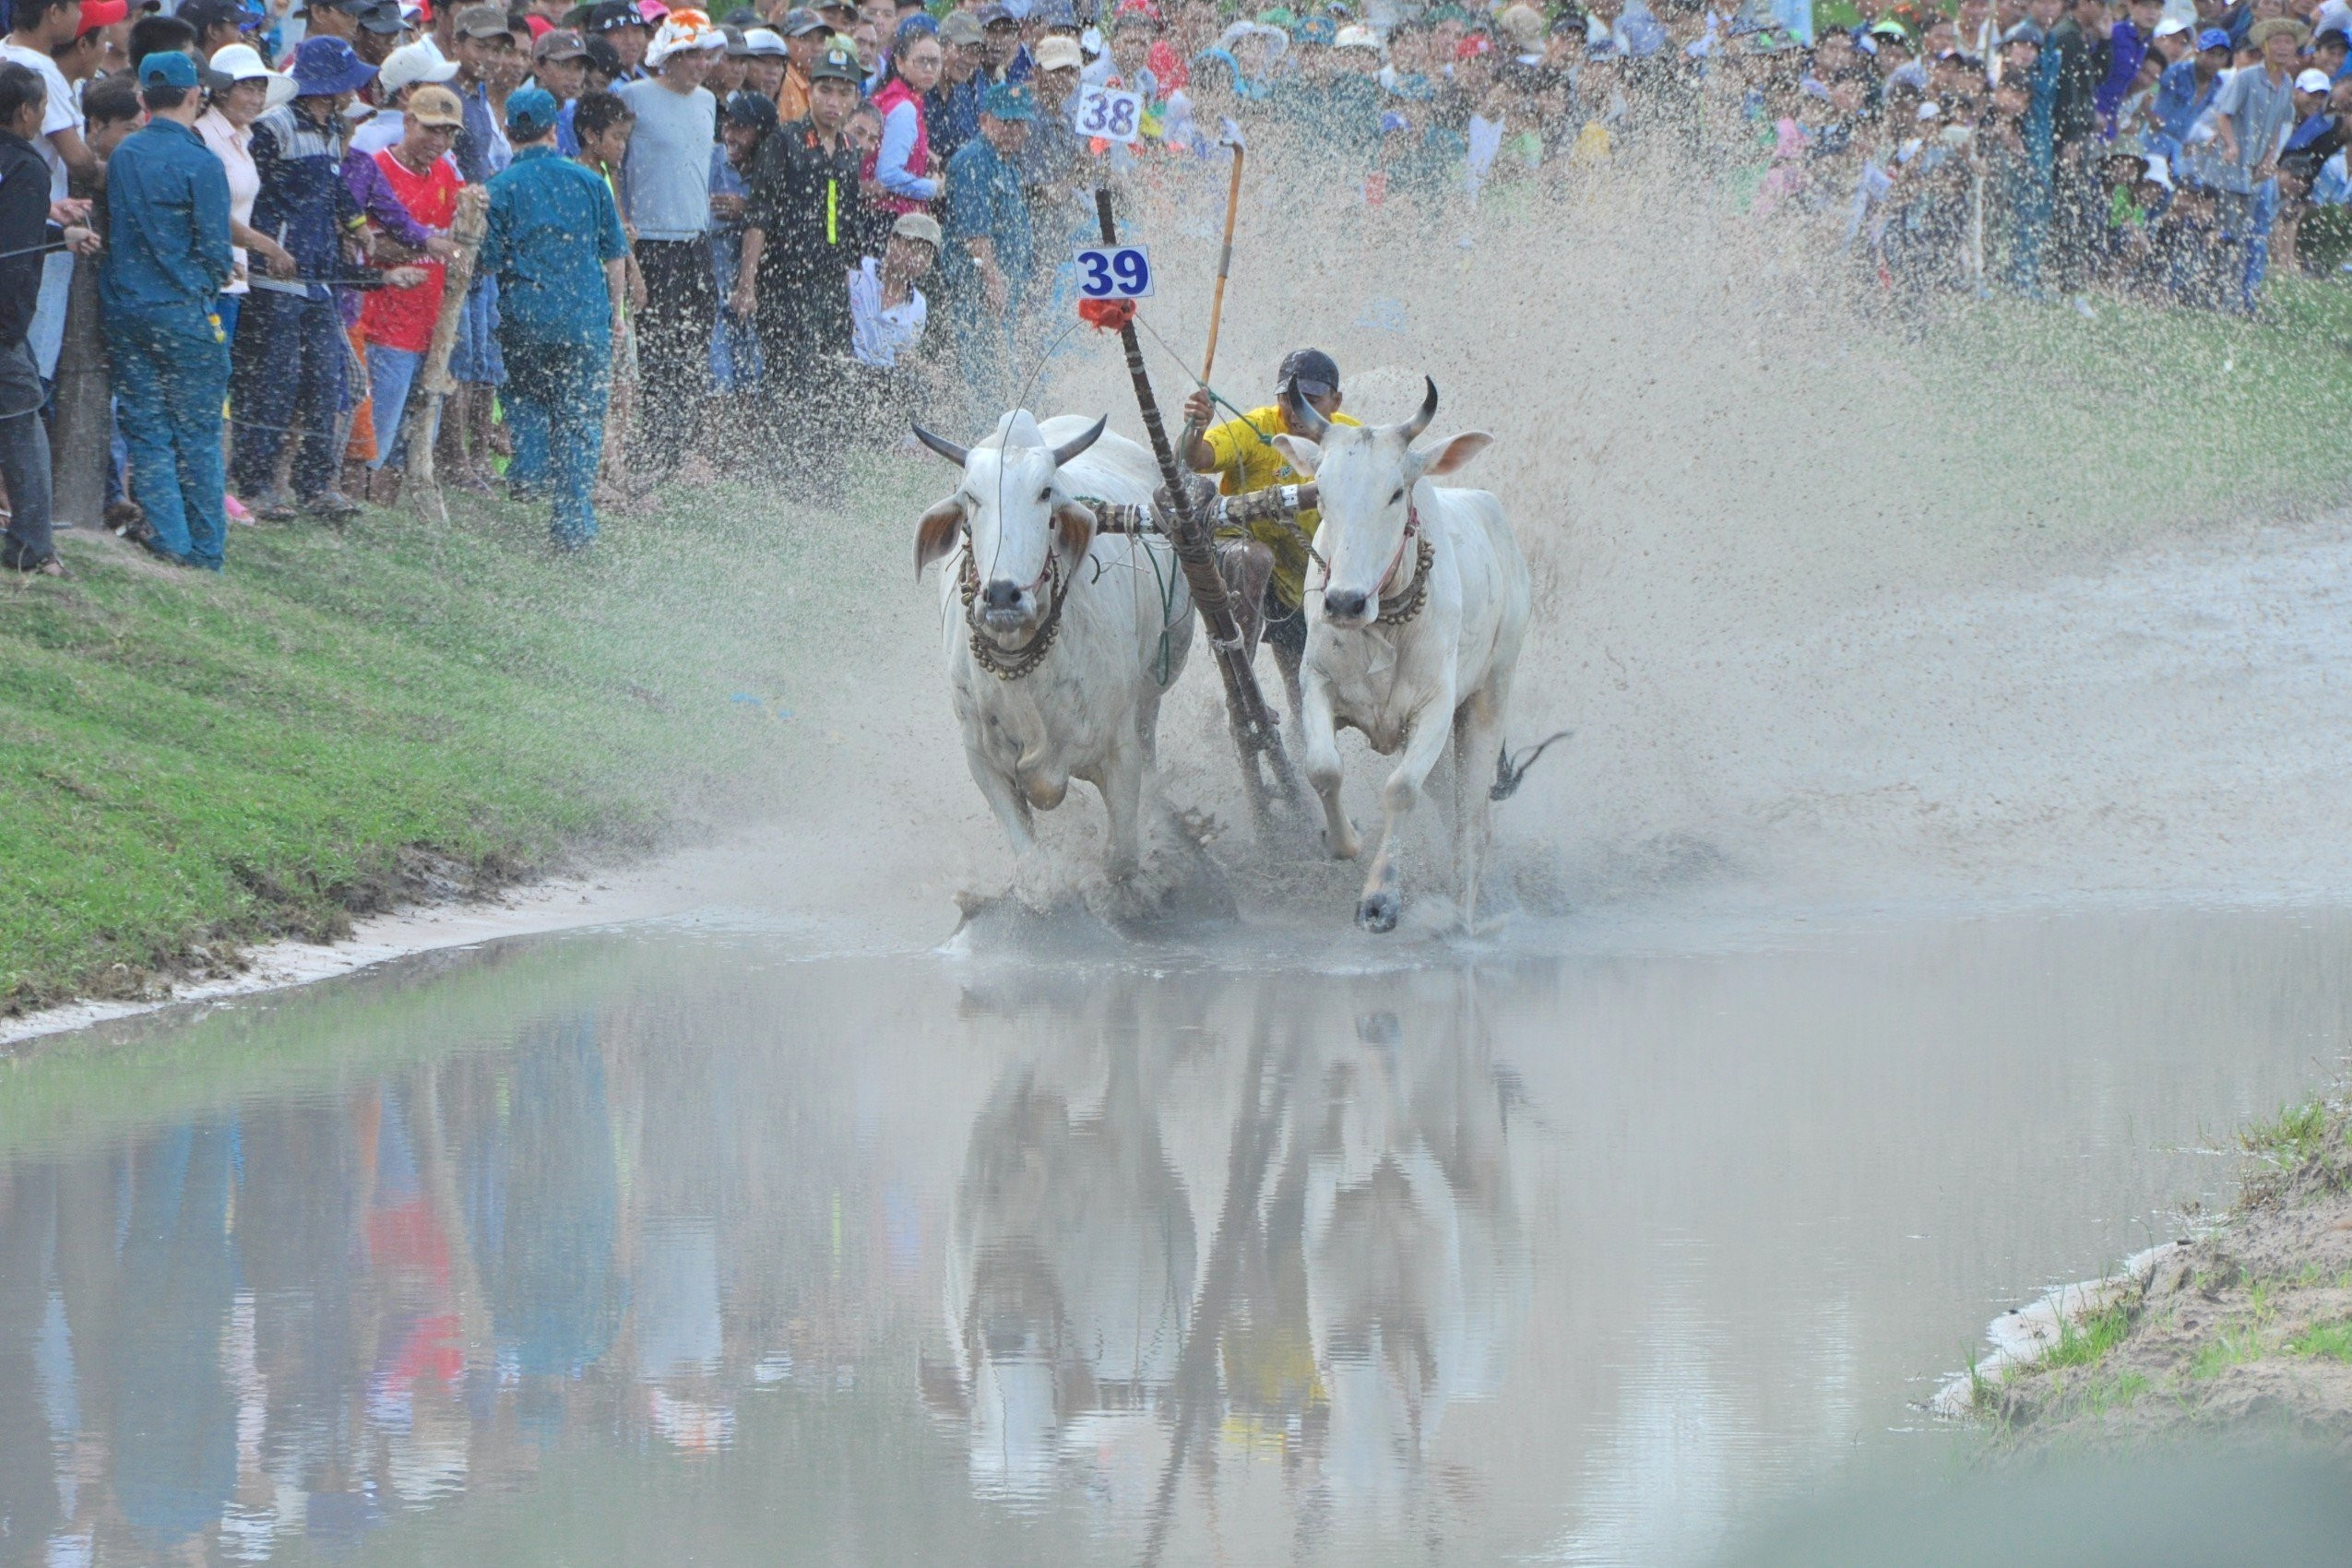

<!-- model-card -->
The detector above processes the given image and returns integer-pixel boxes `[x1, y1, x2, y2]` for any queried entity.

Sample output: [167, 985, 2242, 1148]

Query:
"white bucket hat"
[207, 42, 297, 111]
[646, 7, 728, 65]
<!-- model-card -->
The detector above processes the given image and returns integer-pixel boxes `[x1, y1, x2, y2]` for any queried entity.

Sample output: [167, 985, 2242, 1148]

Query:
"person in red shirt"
[360, 84, 464, 495]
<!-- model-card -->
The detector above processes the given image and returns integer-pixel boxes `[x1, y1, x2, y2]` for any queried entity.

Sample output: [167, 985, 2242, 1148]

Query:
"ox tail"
[1491, 731, 1574, 802]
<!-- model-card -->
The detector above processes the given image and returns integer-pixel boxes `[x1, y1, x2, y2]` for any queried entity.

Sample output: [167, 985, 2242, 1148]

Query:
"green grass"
[2077, 1369, 2151, 1417]
[2190, 1326, 2267, 1380]
[2241, 1099, 2343, 1163]
[2287, 1320, 2352, 1362]
[0, 465, 918, 1014]
[1921, 279, 2352, 545]
[2041, 1302, 2134, 1372]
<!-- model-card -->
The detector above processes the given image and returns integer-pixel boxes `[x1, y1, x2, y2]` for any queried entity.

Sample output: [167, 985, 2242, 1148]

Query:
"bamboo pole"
[407, 184, 490, 525]
[1200, 122, 1245, 386]
[1093, 187, 1302, 834]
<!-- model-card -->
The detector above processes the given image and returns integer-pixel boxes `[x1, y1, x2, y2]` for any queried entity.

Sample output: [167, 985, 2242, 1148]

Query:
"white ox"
[1272, 379, 1532, 932]
[913, 410, 1194, 881]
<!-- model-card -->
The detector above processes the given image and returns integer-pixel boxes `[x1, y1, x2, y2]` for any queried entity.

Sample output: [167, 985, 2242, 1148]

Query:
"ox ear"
[915, 495, 966, 578]
[1269, 434, 1321, 477]
[1420, 431, 1493, 478]
[1052, 499, 1097, 564]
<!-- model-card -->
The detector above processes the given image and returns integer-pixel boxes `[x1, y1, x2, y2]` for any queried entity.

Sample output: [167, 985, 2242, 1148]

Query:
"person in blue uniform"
[477, 85, 631, 551]
[942, 79, 1032, 407]
[100, 52, 234, 570]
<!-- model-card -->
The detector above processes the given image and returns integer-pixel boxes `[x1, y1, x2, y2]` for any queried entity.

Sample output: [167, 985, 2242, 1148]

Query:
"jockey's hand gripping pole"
[1092, 186, 1304, 834]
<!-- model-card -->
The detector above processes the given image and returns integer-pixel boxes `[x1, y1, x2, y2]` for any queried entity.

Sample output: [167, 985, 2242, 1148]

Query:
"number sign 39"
[1075, 85, 1144, 142]
[1075, 244, 1155, 300]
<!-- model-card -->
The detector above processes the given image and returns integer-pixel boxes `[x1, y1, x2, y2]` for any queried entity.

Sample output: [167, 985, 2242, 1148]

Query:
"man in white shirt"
[849, 208, 935, 369]
[2, 0, 108, 382]
[2, 0, 97, 195]
[616, 9, 722, 479]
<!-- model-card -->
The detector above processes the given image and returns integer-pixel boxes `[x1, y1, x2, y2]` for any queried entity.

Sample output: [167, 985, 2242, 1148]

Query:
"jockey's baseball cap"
[1278, 348, 1339, 398]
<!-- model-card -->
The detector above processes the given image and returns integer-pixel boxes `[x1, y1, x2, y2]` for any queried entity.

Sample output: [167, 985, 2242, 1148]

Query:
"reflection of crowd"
[0, 974, 1531, 1560]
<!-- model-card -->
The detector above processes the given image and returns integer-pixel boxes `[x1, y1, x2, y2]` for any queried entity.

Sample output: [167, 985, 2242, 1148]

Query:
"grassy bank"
[0, 468, 916, 1016]
[1924, 279, 2352, 536]
[1968, 1083, 2352, 1449]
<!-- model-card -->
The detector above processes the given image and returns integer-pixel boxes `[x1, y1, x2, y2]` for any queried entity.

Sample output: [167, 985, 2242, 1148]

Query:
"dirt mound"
[1959, 1090, 2352, 1451]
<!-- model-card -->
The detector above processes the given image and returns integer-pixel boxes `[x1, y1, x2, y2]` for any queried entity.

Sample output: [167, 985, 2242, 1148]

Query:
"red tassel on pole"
[1077, 297, 1137, 331]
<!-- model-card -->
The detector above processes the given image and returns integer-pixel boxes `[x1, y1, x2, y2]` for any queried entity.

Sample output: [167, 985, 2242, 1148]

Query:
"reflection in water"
[929, 985, 1527, 1554]
[0, 913, 2344, 1565]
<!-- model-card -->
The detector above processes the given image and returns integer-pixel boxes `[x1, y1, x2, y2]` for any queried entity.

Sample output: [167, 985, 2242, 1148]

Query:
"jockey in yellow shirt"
[1180, 347, 1360, 715]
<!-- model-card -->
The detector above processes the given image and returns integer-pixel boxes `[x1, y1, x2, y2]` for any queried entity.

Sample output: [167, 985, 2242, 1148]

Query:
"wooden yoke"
[1092, 188, 1303, 834]
[407, 184, 491, 522]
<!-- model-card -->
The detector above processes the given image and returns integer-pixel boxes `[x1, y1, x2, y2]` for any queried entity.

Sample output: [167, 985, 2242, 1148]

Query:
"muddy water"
[3, 906, 2345, 1567]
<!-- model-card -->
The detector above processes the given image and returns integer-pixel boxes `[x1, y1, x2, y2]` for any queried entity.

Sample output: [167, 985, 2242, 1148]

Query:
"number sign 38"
[1075, 244, 1155, 300]
[1075, 85, 1144, 142]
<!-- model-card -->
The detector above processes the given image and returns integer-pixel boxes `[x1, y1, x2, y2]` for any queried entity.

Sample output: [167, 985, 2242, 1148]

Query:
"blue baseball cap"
[2197, 27, 2231, 49]
[505, 85, 561, 137]
[137, 50, 200, 89]
[982, 81, 1034, 119]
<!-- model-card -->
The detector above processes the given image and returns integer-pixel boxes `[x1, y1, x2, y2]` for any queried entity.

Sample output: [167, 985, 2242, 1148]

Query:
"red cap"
[77, 0, 129, 34]
[1455, 30, 1492, 58]
[525, 11, 551, 33]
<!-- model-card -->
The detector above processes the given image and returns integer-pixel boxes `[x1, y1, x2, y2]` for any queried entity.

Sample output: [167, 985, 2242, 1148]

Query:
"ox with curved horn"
[1266, 376, 1533, 932]
[907, 408, 1194, 884]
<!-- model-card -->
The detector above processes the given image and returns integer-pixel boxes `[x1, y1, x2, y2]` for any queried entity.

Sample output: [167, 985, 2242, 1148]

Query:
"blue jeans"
[106, 306, 231, 570]
[501, 335, 611, 551]
[230, 289, 346, 501]
[364, 342, 430, 469]
[451, 272, 505, 386]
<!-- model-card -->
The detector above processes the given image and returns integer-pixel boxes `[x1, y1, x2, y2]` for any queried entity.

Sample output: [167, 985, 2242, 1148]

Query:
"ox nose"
[981, 578, 1023, 612]
[1324, 588, 1370, 623]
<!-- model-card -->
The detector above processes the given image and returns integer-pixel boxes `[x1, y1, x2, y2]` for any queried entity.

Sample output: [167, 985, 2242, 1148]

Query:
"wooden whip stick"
[407, 184, 490, 524]
[1093, 187, 1302, 835]
[1200, 118, 1246, 386]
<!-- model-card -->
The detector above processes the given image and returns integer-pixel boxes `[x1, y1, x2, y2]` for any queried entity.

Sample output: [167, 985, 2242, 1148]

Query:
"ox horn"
[1050, 415, 1108, 468]
[910, 422, 970, 467]
[1280, 379, 1331, 444]
[1398, 376, 1438, 443]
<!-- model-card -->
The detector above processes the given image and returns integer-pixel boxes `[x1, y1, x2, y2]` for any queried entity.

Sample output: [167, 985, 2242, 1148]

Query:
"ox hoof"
[1356, 891, 1399, 934]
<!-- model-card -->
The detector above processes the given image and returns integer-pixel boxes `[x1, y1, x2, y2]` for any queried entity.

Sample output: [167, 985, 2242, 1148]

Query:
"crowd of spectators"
[0, 0, 2344, 576]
